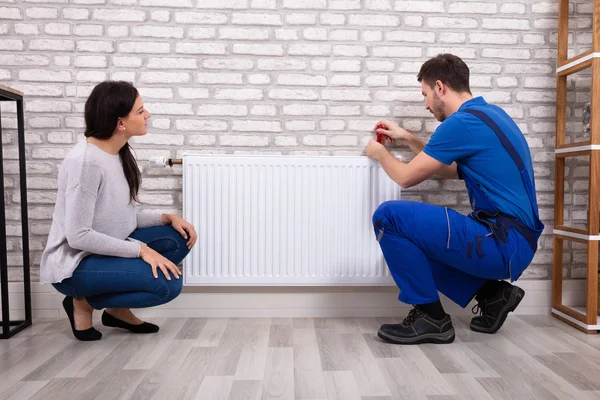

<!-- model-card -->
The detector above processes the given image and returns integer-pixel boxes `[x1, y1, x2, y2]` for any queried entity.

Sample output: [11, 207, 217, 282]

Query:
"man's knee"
[372, 200, 412, 231]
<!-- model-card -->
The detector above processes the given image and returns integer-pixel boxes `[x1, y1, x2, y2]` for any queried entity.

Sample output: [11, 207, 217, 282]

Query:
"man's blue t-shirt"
[423, 96, 537, 229]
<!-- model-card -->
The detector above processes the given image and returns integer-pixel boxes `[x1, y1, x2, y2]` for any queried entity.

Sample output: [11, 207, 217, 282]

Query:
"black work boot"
[377, 307, 455, 345]
[470, 280, 525, 334]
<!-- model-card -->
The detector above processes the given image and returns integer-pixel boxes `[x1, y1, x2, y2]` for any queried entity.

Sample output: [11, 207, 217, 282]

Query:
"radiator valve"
[148, 156, 182, 167]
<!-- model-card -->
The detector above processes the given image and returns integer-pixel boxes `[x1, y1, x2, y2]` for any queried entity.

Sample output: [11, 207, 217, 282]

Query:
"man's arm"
[401, 134, 458, 179]
[375, 120, 458, 180]
[375, 149, 452, 189]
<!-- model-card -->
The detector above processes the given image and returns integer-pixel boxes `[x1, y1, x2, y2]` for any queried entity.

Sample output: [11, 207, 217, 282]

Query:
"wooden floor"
[1, 314, 599, 400]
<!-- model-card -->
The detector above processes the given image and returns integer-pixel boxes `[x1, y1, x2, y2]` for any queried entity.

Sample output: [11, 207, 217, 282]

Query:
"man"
[365, 54, 544, 345]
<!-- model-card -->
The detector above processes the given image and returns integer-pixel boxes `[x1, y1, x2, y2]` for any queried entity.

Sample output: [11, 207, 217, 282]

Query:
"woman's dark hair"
[84, 81, 141, 203]
[417, 53, 472, 94]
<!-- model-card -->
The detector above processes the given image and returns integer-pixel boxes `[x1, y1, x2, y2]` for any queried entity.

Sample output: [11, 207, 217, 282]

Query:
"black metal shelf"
[0, 85, 32, 339]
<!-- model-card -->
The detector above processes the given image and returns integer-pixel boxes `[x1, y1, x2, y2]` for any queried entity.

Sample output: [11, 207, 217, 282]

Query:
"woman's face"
[118, 95, 151, 137]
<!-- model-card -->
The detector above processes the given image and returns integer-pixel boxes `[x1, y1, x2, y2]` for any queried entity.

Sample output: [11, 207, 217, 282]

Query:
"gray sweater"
[40, 140, 162, 283]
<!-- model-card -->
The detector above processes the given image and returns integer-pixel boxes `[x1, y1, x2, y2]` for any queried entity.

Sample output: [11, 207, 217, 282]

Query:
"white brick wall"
[0, 0, 585, 281]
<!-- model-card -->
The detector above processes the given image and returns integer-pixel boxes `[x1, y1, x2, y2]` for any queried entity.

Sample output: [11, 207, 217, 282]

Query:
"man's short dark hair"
[417, 54, 471, 94]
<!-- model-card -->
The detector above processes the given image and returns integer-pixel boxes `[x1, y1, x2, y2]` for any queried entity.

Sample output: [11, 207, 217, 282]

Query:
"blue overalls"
[372, 109, 544, 308]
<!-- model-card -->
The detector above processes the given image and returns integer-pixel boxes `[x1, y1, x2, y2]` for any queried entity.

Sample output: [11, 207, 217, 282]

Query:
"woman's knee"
[155, 276, 183, 304]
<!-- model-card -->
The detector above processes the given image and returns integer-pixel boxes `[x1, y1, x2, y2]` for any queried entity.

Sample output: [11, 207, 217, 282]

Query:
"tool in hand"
[375, 124, 394, 144]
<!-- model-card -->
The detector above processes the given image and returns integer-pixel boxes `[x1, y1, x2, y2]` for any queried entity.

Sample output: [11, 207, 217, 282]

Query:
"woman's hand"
[161, 214, 198, 249]
[139, 245, 181, 280]
[374, 120, 412, 143]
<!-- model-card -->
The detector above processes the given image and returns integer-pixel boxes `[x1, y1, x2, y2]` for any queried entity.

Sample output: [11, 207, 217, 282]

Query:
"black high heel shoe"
[102, 311, 159, 334]
[62, 296, 102, 341]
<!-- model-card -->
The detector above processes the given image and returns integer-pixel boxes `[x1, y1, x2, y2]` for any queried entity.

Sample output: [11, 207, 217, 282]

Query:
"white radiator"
[182, 155, 401, 286]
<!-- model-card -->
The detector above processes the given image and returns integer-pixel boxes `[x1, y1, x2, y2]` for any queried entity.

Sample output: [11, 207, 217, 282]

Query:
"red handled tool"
[375, 124, 394, 144]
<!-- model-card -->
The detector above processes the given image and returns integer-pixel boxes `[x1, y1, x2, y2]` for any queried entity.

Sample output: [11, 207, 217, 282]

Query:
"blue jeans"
[52, 226, 190, 310]
[373, 200, 533, 308]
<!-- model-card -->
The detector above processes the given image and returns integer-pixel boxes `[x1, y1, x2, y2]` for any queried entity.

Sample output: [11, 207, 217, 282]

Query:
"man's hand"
[365, 139, 388, 162]
[374, 120, 413, 143]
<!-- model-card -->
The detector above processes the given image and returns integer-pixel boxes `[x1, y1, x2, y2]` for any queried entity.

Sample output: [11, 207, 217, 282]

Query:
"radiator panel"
[183, 155, 401, 286]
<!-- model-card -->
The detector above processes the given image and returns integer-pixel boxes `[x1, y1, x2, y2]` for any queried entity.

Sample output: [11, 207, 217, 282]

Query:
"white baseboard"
[0, 280, 587, 320]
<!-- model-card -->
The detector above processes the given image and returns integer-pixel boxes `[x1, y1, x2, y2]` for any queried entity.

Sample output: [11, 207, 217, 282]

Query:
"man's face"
[421, 81, 446, 122]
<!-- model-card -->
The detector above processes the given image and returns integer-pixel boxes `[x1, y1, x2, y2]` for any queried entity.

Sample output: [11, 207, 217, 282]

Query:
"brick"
[26, 7, 58, 19]
[373, 46, 421, 58]
[120, 42, 170, 54]
[277, 74, 327, 86]
[147, 57, 197, 69]
[140, 72, 190, 84]
[386, 30, 435, 43]
[395, 1, 443, 12]
[197, 0, 248, 8]
[330, 29, 358, 41]
[232, 120, 282, 132]
[112, 56, 142, 68]
[45, 23, 70, 35]
[175, 119, 227, 131]
[77, 40, 114, 52]
[203, 58, 253, 70]
[220, 27, 269, 40]
[187, 135, 216, 146]
[0, 7, 21, 19]
[187, 27, 216, 39]
[448, 2, 496, 13]
[178, 88, 210, 99]
[215, 89, 263, 100]
[19, 70, 71, 82]
[197, 105, 247, 116]
[175, 12, 227, 24]
[482, 18, 529, 30]
[196, 73, 244, 84]
[0, 40, 23, 51]
[63, 8, 89, 20]
[251, 105, 277, 116]
[146, 103, 194, 115]
[330, 75, 361, 86]
[348, 14, 398, 26]
[469, 33, 519, 45]
[320, 13, 345, 25]
[321, 89, 370, 101]
[75, 55, 107, 68]
[15, 24, 39, 35]
[283, 0, 326, 8]
[283, 104, 326, 116]
[269, 89, 319, 100]
[233, 43, 284, 55]
[329, 60, 361, 72]
[482, 48, 530, 60]
[141, 0, 193, 6]
[29, 117, 61, 128]
[176, 43, 226, 54]
[303, 28, 327, 40]
[132, 26, 184, 38]
[74, 24, 103, 36]
[220, 135, 269, 146]
[151, 11, 170, 22]
[320, 120, 346, 130]
[30, 39, 74, 51]
[258, 59, 307, 70]
[248, 74, 270, 84]
[93, 9, 145, 21]
[275, 136, 298, 146]
[232, 13, 282, 25]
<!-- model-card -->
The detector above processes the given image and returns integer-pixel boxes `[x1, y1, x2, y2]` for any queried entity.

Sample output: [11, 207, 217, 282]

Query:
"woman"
[40, 81, 197, 341]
